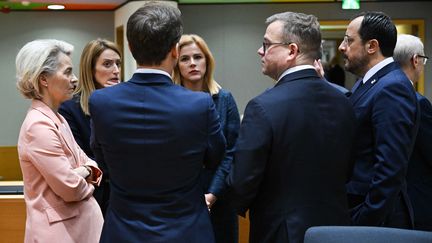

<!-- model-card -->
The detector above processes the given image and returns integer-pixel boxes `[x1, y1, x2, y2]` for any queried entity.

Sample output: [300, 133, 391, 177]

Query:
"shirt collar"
[134, 68, 172, 79]
[278, 65, 316, 82]
[362, 57, 394, 84]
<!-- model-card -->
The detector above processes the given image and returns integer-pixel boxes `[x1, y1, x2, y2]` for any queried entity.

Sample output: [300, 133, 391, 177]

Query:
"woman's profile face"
[93, 48, 121, 89]
[43, 52, 76, 107]
[178, 43, 207, 85]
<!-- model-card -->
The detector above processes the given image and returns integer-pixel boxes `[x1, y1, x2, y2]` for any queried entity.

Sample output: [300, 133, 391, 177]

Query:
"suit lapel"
[349, 62, 398, 105]
[351, 78, 362, 93]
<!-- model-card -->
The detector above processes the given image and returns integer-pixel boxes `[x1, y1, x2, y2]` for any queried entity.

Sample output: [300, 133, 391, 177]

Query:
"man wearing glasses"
[394, 34, 432, 231]
[227, 11, 356, 243]
[339, 12, 419, 228]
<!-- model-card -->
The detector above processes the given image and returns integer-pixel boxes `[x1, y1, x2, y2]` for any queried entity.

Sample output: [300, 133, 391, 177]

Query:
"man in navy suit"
[227, 12, 356, 243]
[339, 12, 419, 228]
[89, 2, 226, 242]
[394, 34, 432, 231]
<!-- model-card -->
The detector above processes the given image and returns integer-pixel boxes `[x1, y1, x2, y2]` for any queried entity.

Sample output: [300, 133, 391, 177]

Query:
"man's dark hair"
[127, 2, 183, 66]
[355, 11, 397, 57]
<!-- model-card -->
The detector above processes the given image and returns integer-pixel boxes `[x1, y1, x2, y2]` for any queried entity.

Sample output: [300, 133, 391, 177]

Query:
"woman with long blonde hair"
[173, 34, 240, 243]
[59, 38, 121, 216]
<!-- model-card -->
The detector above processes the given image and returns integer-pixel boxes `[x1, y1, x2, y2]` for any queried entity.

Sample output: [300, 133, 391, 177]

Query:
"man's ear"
[287, 43, 299, 60]
[171, 43, 179, 59]
[366, 39, 379, 54]
[412, 54, 420, 69]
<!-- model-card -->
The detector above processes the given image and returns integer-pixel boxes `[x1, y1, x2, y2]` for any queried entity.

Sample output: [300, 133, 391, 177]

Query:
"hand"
[205, 193, 217, 210]
[73, 166, 90, 178]
[313, 59, 325, 79]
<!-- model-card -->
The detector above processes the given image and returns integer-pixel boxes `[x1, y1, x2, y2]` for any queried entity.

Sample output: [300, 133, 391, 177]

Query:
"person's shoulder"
[416, 92, 432, 108]
[416, 92, 427, 101]
[377, 68, 413, 91]
[91, 83, 124, 98]
[22, 107, 56, 133]
[215, 88, 235, 100]
[173, 86, 212, 103]
[326, 80, 349, 94]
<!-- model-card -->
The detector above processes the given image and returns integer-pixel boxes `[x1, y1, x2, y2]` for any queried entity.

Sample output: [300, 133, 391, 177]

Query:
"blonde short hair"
[16, 39, 73, 99]
[173, 34, 220, 95]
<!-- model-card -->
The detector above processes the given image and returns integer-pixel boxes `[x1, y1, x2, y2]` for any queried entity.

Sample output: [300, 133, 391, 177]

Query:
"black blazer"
[227, 69, 356, 243]
[407, 93, 432, 231]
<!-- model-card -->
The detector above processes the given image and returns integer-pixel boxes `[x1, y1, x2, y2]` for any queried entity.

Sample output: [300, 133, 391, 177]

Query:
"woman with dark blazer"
[59, 39, 122, 216]
[173, 34, 241, 243]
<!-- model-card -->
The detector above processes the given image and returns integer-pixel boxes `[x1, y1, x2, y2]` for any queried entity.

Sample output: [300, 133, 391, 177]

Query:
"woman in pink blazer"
[15, 39, 104, 243]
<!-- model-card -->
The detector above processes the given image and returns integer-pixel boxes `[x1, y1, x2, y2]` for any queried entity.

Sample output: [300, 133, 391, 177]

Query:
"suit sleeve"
[203, 95, 226, 170]
[24, 119, 95, 202]
[226, 99, 272, 216]
[208, 92, 240, 197]
[351, 81, 418, 225]
[416, 96, 432, 166]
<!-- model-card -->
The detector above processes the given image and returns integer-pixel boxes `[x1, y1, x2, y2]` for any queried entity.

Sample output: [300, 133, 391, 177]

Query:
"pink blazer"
[18, 100, 104, 243]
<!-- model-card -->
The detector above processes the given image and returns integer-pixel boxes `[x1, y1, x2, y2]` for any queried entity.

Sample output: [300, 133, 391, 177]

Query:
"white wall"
[0, 11, 114, 146]
[179, 1, 432, 114]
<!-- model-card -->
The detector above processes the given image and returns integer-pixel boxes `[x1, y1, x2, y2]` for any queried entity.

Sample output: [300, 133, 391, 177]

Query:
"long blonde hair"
[173, 34, 220, 95]
[76, 39, 121, 115]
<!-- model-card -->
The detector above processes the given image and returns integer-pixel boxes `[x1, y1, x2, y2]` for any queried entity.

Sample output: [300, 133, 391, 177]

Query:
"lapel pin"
[371, 79, 376, 84]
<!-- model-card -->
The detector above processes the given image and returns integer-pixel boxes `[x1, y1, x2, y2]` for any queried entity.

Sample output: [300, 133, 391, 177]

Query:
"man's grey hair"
[394, 34, 424, 68]
[266, 12, 321, 60]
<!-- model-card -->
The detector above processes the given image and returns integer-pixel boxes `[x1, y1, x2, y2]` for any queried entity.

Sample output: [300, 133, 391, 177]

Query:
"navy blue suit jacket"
[89, 73, 226, 243]
[227, 69, 356, 243]
[347, 62, 419, 227]
[201, 89, 240, 197]
[407, 93, 432, 231]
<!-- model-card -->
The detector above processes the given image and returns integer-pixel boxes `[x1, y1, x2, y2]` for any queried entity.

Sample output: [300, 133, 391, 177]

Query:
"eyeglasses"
[417, 54, 429, 65]
[262, 42, 292, 55]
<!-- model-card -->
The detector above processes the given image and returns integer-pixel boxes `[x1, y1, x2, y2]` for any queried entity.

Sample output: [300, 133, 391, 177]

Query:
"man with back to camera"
[394, 34, 432, 231]
[339, 12, 419, 228]
[89, 2, 226, 242]
[226, 11, 356, 243]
